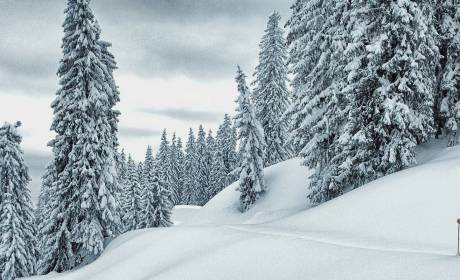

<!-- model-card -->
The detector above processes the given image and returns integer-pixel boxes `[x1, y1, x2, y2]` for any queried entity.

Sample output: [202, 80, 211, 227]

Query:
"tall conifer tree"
[38, 0, 121, 272]
[253, 12, 291, 166]
[194, 125, 210, 206]
[182, 129, 197, 204]
[0, 122, 37, 280]
[234, 67, 266, 212]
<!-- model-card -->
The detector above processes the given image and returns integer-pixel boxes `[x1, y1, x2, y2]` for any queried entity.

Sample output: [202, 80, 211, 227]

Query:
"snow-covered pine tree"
[338, 0, 439, 191]
[119, 155, 136, 231]
[115, 150, 127, 208]
[143, 146, 172, 227]
[182, 128, 197, 204]
[38, 0, 121, 271]
[174, 137, 185, 204]
[284, 0, 322, 156]
[37, 163, 70, 274]
[286, 0, 352, 203]
[194, 125, 210, 206]
[35, 163, 55, 246]
[436, 0, 460, 146]
[142, 146, 156, 227]
[168, 134, 181, 205]
[209, 133, 227, 199]
[252, 11, 291, 166]
[216, 114, 239, 186]
[156, 129, 172, 202]
[96, 25, 122, 236]
[134, 162, 149, 229]
[204, 130, 220, 199]
[0, 122, 37, 280]
[151, 163, 173, 228]
[233, 66, 266, 212]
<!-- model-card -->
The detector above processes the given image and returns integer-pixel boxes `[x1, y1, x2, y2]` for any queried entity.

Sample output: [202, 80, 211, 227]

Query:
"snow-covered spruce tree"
[216, 114, 239, 186]
[209, 132, 227, 199]
[286, 0, 352, 203]
[37, 164, 70, 274]
[436, 0, 460, 146]
[173, 137, 185, 204]
[134, 162, 149, 229]
[38, 0, 121, 272]
[96, 25, 122, 232]
[156, 129, 173, 202]
[142, 146, 156, 227]
[182, 128, 197, 204]
[151, 165, 173, 228]
[35, 163, 55, 244]
[284, 0, 321, 156]
[337, 0, 439, 191]
[252, 11, 291, 166]
[143, 146, 172, 227]
[115, 150, 127, 215]
[194, 125, 210, 206]
[234, 67, 266, 212]
[0, 122, 37, 280]
[121, 156, 137, 231]
[168, 134, 183, 205]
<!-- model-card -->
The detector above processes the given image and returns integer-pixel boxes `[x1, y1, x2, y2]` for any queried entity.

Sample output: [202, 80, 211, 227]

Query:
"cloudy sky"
[0, 0, 290, 200]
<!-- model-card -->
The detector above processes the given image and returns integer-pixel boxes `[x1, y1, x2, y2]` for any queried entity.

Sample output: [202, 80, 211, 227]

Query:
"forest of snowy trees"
[0, 0, 459, 278]
[286, 0, 460, 204]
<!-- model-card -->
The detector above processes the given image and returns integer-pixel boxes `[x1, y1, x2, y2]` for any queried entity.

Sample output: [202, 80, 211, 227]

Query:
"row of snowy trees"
[119, 115, 239, 216]
[285, 0, 460, 204]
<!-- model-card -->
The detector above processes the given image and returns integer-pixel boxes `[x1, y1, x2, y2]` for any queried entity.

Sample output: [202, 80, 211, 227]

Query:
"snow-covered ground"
[171, 205, 202, 225]
[27, 145, 460, 280]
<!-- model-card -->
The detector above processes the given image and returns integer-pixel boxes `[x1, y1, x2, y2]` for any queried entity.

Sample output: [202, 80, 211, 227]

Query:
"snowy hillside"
[27, 145, 460, 280]
[187, 158, 311, 225]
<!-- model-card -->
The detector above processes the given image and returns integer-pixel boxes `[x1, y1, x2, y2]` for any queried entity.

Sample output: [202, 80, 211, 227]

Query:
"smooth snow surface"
[171, 205, 202, 225]
[27, 147, 460, 280]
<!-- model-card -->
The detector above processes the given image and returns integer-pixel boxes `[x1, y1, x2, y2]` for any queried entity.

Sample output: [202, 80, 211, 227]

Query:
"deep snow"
[27, 145, 460, 280]
[171, 205, 201, 225]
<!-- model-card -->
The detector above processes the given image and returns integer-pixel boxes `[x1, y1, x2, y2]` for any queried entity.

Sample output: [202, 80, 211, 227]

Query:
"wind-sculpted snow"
[188, 158, 311, 225]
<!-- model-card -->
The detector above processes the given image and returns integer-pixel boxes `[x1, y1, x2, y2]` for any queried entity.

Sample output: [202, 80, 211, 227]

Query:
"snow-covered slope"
[187, 158, 311, 225]
[28, 145, 460, 280]
[271, 146, 460, 254]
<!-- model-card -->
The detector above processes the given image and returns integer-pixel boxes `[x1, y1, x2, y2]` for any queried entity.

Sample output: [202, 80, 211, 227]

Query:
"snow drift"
[187, 158, 311, 225]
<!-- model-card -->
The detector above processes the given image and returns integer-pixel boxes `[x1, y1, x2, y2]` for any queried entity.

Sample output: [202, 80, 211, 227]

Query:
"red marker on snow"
[457, 219, 460, 256]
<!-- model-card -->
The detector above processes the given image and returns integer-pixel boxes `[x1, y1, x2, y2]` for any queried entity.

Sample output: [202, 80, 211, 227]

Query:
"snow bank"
[187, 158, 311, 225]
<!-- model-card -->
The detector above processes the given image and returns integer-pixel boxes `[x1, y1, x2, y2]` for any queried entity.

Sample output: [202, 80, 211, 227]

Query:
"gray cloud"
[92, 0, 288, 24]
[118, 126, 161, 138]
[140, 107, 225, 123]
[0, 0, 289, 96]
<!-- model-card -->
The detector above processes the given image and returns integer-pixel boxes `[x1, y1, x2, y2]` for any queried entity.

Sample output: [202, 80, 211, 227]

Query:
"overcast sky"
[0, 0, 290, 200]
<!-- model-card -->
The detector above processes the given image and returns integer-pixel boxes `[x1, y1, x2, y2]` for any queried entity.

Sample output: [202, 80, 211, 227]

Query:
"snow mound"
[187, 158, 311, 225]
